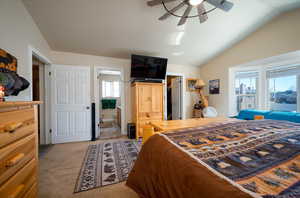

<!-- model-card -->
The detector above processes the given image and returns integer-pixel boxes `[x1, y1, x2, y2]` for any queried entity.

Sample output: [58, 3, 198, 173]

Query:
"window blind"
[267, 65, 300, 78]
[235, 71, 259, 79]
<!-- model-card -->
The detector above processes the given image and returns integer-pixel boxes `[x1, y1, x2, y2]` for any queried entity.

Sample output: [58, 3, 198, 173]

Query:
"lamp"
[194, 79, 208, 108]
[194, 79, 205, 89]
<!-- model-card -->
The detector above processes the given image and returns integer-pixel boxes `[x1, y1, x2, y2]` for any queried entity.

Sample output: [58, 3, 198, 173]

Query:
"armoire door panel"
[138, 85, 152, 113]
[151, 85, 163, 113]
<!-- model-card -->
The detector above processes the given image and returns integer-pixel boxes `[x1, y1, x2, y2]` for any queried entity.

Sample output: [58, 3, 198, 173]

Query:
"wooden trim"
[33, 105, 39, 190]
[131, 82, 165, 86]
[150, 117, 231, 133]
[0, 102, 42, 108]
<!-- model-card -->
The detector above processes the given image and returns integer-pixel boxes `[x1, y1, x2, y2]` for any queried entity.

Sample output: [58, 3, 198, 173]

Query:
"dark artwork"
[209, 79, 220, 94]
[0, 49, 30, 96]
[0, 48, 17, 72]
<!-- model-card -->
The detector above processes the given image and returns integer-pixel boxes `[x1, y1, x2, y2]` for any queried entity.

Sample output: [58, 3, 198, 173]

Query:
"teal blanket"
[101, 99, 116, 109]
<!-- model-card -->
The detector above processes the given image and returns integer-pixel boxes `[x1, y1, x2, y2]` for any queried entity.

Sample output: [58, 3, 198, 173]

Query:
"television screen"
[131, 55, 168, 80]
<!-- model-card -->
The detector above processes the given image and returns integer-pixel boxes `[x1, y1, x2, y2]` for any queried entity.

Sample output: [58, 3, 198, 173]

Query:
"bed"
[126, 118, 300, 198]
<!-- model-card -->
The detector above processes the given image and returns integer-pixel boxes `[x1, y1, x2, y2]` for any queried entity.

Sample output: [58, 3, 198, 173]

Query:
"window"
[102, 80, 120, 97]
[234, 71, 258, 113]
[230, 65, 300, 115]
[267, 67, 299, 112]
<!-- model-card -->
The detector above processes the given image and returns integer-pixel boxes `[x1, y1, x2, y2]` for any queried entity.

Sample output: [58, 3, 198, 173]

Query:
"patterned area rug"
[74, 140, 140, 193]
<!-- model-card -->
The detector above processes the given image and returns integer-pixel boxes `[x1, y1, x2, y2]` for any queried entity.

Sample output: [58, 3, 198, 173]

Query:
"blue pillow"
[265, 111, 297, 122]
[237, 109, 270, 120]
[294, 113, 300, 123]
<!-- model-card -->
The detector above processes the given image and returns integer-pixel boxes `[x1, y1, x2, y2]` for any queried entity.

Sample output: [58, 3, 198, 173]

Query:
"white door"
[171, 77, 182, 120]
[51, 65, 91, 144]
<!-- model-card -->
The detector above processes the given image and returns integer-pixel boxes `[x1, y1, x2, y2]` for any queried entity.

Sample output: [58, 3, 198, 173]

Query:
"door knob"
[86, 106, 90, 110]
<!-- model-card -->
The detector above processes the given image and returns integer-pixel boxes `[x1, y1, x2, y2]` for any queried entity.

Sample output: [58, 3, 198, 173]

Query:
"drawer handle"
[8, 184, 25, 198]
[6, 153, 25, 167]
[4, 122, 23, 133]
[146, 113, 150, 118]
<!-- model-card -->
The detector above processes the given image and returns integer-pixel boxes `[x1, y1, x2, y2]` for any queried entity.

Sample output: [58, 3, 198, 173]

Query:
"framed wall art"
[186, 78, 198, 92]
[209, 79, 220, 94]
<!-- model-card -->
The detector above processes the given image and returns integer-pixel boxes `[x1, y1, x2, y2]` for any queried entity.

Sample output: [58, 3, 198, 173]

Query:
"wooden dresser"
[131, 82, 164, 139]
[0, 102, 40, 198]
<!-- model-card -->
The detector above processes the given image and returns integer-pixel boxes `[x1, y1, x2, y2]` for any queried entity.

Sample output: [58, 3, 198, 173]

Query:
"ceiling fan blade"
[206, 0, 234, 12]
[178, 5, 192, 26]
[147, 0, 177, 7]
[159, 2, 186, 20]
[197, 3, 208, 23]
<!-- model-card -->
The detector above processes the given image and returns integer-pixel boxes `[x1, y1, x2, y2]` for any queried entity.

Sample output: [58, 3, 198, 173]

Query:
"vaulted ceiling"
[23, 0, 300, 66]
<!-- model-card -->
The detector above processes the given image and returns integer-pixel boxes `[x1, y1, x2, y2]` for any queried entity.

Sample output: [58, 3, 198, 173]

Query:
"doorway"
[98, 70, 122, 139]
[165, 75, 183, 120]
[32, 56, 46, 145]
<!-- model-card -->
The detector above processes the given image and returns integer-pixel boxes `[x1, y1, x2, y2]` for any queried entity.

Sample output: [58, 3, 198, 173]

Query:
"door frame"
[164, 72, 184, 120]
[94, 66, 126, 137]
[28, 45, 52, 145]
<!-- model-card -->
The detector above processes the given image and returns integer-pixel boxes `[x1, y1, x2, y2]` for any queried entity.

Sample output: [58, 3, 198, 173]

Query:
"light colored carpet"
[39, 138, 139, 198]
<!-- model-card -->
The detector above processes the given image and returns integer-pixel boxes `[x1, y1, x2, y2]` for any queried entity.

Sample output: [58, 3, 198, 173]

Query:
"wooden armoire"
[131, 82, 164, 139]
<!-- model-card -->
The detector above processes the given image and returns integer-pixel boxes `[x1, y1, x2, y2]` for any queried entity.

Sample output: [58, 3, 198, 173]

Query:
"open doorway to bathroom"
[98, 70, 122, 139]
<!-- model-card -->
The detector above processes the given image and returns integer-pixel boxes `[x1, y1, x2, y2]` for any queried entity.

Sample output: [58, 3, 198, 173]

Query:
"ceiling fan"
[147, 0, 234, 26]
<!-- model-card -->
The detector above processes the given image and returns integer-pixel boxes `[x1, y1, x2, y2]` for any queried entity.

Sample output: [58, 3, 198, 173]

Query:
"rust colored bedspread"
[127, 120, 300, 198]
[126, 134, 252, 198]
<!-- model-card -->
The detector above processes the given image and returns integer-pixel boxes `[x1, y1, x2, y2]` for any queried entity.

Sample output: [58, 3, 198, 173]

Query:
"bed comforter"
[126, 120, 300, 198]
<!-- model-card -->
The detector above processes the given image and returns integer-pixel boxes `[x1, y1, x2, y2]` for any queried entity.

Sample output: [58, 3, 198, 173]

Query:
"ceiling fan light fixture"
[189, 0, 204, 6]
[148, 0, 234, 26]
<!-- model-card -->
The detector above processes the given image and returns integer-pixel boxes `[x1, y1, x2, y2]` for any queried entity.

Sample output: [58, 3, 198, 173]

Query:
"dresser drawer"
[0, 108, 35, 149]
[0, 159, 36, 198]
[0, 134, 36, 185]
[0, 123, 35, 149]
[23, 183, 37, 198]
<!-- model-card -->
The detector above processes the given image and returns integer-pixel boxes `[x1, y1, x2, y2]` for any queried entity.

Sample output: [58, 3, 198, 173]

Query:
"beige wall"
[51, 51, 201, 123]
[200, 8, 300, 116]
[0, 0, 52, 101]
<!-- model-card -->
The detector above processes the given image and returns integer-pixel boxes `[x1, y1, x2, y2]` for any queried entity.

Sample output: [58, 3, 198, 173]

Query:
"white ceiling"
[23, 0, 300, 66]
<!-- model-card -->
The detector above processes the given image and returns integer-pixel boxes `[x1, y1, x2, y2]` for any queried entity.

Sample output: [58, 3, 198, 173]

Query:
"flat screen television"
[131, 54, 168, 80]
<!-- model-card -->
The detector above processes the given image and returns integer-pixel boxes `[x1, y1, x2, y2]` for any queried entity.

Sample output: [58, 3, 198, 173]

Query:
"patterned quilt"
[163, 120, 300, 198]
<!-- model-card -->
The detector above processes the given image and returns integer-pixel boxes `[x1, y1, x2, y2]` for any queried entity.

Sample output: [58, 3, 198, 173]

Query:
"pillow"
[265, 111, 297, 122]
